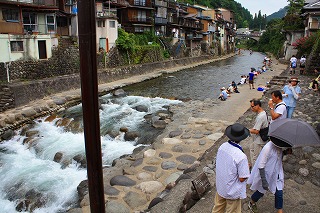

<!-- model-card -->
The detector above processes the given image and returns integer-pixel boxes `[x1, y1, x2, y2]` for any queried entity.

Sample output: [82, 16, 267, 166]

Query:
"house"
[95, 1, 119, 51]
[154, 0, 168, 37]
[0, 0, 60, 63]
[117, 0, 153, 33]
[301, 0, 320, 36]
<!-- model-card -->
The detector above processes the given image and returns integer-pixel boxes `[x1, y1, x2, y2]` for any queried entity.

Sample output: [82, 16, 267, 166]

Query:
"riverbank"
[0, 54, 236, 135]
[71, 53, 291, 212]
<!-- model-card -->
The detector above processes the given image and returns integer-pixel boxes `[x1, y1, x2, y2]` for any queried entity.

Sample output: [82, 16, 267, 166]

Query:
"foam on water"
[0, 95, 181, 212]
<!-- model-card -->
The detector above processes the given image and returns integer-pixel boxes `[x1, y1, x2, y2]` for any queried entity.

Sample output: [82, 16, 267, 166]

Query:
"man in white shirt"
[268, 90, 287, 123]
[289, 55, 297, 75]
[212, 123, 250, 213]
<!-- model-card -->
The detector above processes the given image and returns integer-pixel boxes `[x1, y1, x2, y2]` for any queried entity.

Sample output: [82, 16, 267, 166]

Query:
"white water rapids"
[0, 95, 181, 212]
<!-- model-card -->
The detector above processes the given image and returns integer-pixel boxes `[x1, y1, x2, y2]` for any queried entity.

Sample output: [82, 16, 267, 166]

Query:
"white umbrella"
[268, 119, 320, 148]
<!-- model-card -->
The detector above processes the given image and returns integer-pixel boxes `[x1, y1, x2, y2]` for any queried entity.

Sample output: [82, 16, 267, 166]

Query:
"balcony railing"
[155, 17, 167, 25]
[6, 0, 56, 6]
[128, 17, 153, 24]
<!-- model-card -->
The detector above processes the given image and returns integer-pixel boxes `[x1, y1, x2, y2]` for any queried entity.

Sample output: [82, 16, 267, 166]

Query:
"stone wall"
[0, 38, 79, 82]
[0, 55, 212, 112]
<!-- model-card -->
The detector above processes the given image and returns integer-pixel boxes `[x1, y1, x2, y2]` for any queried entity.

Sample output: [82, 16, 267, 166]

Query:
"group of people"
[218, 81, 240, 101]
[212, 77, 302, 213]
[289, 55, 306, 75]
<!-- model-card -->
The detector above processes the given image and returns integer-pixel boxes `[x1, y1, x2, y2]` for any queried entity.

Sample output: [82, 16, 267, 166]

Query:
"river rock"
[110, 175, 136, 186]
[146, 157, 162, 165]
[180, 133, 192, 139]
[113, 89, 126, 97]
[312, 153, 320, 161]
[171, 144, 191, 153]
[4, 113, 15, 124]
[25, 130, 39, 137]
[144, 149, 156, 158]
[143, 166, 158, 172]
[52, 97, 66, 105]
[21, 107, 37, 117]
[77, 180, 88, 201]
[123, 191, 147, 208]
[161, 161, 177, 170]
[137, 172, 153, 181]
[152, 120, 167, 129]
[1, 129, 14, 140]
[159, 152, 173, 159]
[207, 132, 224, 141]
[311, 162, 320, 169]
[104, 185, 120, 196]
[124, 131, 140, 141]
[162, 138, 182, 144]
[53, 152, 64, 163]
[298, 168, 309, 177]
[131, 158, 143, 167]
[176, 154, 197, 164]
[136, 181, 164, 194]
[134, 105, 148, 112]
[169, 130, 183, 138]
[105, 200, 130, 213]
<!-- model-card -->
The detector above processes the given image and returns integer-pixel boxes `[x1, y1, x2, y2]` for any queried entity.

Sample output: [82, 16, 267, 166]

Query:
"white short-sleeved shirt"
[252, 111, 268, 145]
[270, 102, 287, 123]
[247, 141, 284, 194]
[215, 142, 250, 199]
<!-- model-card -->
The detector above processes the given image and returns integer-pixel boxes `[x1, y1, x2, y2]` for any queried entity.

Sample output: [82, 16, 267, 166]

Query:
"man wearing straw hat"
[212, 123, 250, 213]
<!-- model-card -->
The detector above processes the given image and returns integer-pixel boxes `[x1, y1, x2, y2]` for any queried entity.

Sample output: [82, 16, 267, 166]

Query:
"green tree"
[116, 28, 135, 64]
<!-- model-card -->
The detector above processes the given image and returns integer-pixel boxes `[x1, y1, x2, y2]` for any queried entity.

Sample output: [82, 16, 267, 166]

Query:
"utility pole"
[77, 0, 105, 212]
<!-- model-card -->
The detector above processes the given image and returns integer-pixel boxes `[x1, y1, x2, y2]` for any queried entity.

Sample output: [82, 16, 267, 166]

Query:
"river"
[0, 51, 266, 212]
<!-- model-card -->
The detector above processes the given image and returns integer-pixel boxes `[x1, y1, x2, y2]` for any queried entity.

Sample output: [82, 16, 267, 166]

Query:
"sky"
[235, 0, 289, 16]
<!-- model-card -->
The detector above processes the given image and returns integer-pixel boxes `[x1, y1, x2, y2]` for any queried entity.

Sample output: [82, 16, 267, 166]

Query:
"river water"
[0, 51, 265, 212]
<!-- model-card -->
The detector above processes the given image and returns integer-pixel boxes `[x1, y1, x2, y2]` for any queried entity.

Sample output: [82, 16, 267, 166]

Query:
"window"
[23, 13, 37, 32]
[46, 14, 56, 33]
[109, 20, 115, 28]
[97, 20, 105, 27]
[137, 10, 146, 22]
[2, 9, 19, 22]
[10, 41, 23, 52]
[134, 0, 146, 6]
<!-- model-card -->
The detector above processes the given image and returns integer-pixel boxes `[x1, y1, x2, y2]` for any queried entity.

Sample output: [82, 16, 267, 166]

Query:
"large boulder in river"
[134, 105, 148, 112]
[112, 89, 126, 97]
[124, 131, 140, 141]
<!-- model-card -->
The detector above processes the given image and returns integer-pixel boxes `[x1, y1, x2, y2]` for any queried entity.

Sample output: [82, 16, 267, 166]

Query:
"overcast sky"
[235, 0, 289, 16]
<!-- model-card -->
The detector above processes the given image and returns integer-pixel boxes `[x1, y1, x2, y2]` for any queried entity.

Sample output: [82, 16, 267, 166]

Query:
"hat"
[288, 77, 300, 83]
[221, 87, 226, 90]
[270, 136, 292, 148]
[225, 123, 250, 142]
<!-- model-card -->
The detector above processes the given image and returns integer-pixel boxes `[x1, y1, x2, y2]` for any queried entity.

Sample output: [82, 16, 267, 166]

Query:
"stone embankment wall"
[0, 55, 213, 112]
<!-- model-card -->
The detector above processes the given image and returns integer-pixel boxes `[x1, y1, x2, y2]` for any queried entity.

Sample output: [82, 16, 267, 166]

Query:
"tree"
[116, 28, 135, 64]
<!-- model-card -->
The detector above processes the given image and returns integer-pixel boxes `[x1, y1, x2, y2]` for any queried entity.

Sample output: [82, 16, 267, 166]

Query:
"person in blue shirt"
[218, 87, 228, 101]
[248, 69, 255, 89]
[282, 77, 301, 118]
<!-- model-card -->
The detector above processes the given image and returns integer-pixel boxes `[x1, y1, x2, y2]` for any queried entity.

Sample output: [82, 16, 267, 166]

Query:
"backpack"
[259, 103, 286, 141]
[291, 60, 297, 68]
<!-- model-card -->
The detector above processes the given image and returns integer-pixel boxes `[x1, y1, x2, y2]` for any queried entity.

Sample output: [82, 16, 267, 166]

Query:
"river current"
[0, 51, 265, 212]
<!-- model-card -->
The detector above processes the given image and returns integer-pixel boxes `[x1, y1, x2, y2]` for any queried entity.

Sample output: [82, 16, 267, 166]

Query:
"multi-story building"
[117, 0, 153, 33]
[0, 0, 60, 62]
[301, 0, 320, 36]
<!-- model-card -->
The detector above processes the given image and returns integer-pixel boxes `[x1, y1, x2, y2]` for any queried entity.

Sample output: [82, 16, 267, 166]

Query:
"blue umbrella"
[268, 119, 320, 147]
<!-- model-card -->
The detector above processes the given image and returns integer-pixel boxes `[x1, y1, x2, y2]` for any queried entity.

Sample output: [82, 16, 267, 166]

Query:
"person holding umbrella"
[247, 137, 291, 213]
[282, 77, 301, 118]
[247, 119, 320, 213]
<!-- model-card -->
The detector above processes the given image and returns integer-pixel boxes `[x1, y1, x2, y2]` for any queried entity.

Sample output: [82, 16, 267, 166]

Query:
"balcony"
[155, 17, 167, 25]
[5, 0, 56, 6]
[128, 17, 153, 24]
[309, 21, 320, 30]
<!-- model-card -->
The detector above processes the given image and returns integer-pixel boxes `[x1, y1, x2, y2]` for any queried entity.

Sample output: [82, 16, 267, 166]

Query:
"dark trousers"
[251, 188, 283, 209]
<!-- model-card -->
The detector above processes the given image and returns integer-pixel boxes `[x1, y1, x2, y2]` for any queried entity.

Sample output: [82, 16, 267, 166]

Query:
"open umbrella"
[268, 118, 320, 147]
